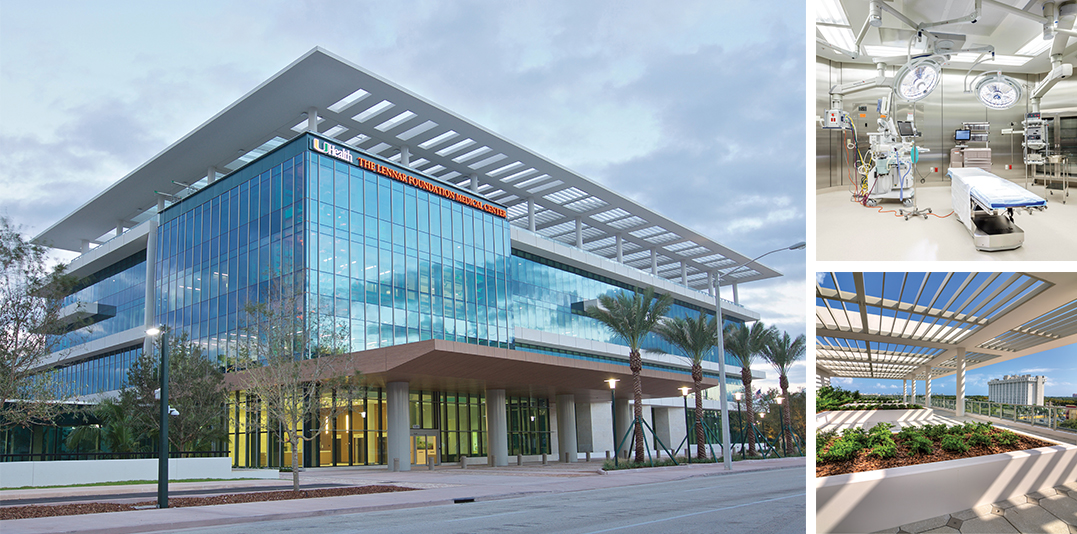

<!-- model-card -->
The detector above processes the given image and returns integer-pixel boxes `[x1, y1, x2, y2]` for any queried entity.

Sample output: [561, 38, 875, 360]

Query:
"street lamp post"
[679, 386, 691, 464]
[607, 379, 618, 466]
[777, 396, 787, 457]
[147, 327, 169, 509]
[712, 241, 804, 470]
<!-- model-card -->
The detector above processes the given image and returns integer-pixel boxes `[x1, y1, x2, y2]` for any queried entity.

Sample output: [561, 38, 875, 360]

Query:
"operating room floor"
[816, 178, 1077, 261]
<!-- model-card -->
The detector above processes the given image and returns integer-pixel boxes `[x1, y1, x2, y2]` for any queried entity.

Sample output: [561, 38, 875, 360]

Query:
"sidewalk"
[1, 457, 804, 534]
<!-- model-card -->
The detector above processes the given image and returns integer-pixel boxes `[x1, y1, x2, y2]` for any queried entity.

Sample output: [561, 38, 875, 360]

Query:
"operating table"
[948, 167, 1047, 251]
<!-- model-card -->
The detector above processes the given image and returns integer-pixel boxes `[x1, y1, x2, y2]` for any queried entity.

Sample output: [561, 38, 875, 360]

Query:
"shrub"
[994, 431, 1019, 447]
[968, 433, 992, 448]
[941, 434, 969, 453]
[841, 427, 869, 448]
[819, 436, 864, 463]
[922, 424, 948, 440]
[897, 426, 923, 441]
[907, 434, 933, 455]
[867, 441, 897, 459]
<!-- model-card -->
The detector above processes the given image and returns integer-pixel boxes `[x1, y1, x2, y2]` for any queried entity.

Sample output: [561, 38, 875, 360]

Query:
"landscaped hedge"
[829, 403, 923, 411]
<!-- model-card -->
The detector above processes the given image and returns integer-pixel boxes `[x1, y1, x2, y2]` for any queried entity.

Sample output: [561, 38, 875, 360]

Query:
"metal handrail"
[928, 397, 1075, 434]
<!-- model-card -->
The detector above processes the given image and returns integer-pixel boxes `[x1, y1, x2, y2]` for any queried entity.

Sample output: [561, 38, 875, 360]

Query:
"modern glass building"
[26, 48, 781, 469]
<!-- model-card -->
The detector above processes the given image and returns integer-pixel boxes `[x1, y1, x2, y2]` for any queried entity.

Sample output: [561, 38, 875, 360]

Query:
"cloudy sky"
[0, 1, 807, 390]
[832, 345, 1077, 398]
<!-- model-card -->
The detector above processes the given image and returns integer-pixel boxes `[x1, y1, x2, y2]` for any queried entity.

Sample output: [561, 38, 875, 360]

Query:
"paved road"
[172, 468, 804, 534]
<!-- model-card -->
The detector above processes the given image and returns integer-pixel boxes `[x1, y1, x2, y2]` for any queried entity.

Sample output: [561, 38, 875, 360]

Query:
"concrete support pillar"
[143, 220, 158, 357]
[486, 389, 508, 467]
[911, 379, 916, 404]
[615, 399, 632, 457]
[902, 380, 908, 403]
[400, 146, 411, 167]
[207, 166, 219, 185]
[925, 375, 932, 407]
[157, 194, 167, 212]
[956, 348, 966, 417]
[116, 221, 124, 237]
[588, 402, 614, 456]
[574, 401, 594, 453]
[307, 107, 319, 133]
[527, 198, 535, 232]
[650, 249, 657, 276]
[469, 173, 478, 193]
[386, 381, 410, 471]
[707, 272, 714, 296]
[556, 394, 577, 462]
[615, 235, 623, 263]
[80, 240, 91, 254]
[732, 283, 739, 305]
[575, 217, 583, 248]
[651, 407, 685, 459]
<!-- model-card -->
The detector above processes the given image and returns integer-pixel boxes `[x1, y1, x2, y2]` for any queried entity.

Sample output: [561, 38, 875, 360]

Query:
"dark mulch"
[817, 430, 1055, 477]
[0, 485, 416, 521]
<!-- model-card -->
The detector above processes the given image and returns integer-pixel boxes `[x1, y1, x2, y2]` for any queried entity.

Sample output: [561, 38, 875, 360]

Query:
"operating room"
[816, 0, 1077, 261]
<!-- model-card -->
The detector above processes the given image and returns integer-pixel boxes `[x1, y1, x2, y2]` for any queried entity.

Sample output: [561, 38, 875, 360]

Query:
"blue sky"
[831, 343, 1077, 398]
[0, 2, 807, 390]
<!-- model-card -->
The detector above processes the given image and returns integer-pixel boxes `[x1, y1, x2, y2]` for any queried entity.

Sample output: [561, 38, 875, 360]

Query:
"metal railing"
[925, 396, 1075, 433]
[1, 450, 230, 462]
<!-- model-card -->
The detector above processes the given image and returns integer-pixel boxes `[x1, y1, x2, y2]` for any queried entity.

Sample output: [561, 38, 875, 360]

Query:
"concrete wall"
[817, 441, 1077, 533]
[0, 457, 258, 488]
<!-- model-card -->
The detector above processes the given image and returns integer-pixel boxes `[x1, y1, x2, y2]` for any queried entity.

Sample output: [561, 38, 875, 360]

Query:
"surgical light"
[975, 73, 1023, 110]
[893, 59, 942, 102]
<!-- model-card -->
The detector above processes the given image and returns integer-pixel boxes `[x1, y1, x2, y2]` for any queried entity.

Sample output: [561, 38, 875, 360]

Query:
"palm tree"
[763, 331, 805, 454]
[723, 321, 777, 456]
[586, 287, 672, 463]
[656, 313, 716, 460]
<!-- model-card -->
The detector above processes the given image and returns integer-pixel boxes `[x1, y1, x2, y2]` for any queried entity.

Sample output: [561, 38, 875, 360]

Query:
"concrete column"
[956, 348, 966, 417]
[732, 283, 739, 305]
[143, 219, 158, 357]
[307, 107, 319, 133]
[926, 375, 932, 407]
[681, 263, 687, 286]
[615, 235, 623, 263]
[650, 250, 657, 276]
[115, 221, 124, 237]
[386, 381, 410, 471]
[902, 380, 907, 403]
[574, 401, 594, 453]
[157, 194, 167, 212]
[651, 407, 685, 459]
[575, 217, 583, 248]
[81, 239, 91, 253]
[615, 399, 632, 457]
[207, 166, 219, 185]
[589, 402, 614, 456]
[707, 272, 714, 296]
[400, 146, 411, 167]
[911, 379, 916, 404]
[486, 389, 508, 467]
[556, 394, 577, 462]
[469, 173, 478, 193]
[527, 198, 535, 231]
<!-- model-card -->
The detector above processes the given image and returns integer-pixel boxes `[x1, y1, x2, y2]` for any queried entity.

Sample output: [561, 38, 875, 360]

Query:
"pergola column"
[527, 198, 536, 231]
[470, 173, 478, 193]
[650, 249, 657, 276]
[401, 146, 411, 167]
[486, 389, 508, 466]
[956, 348, 966, 416]
[925, 374, 932, 407]
[615, 234, 623, 263]
[910, 379, 916, 404]
[307, 107, 319, 132]
[386, 381, 410, 471]
[575, 217, 583, 248]
[902, 380, 908, 403]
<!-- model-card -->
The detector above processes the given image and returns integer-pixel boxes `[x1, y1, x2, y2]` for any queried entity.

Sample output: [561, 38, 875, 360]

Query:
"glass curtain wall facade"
[59, 253, 146, 350]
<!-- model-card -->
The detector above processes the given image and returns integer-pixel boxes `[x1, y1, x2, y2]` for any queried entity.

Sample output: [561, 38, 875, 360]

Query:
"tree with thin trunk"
[0, 217, 80, 431]
[655, 313, 716, 460]
[232, 282, 363, 492]
[763, 330, 805, 454]
[586, 287, 672, 463]
[722, 321, 777, 457]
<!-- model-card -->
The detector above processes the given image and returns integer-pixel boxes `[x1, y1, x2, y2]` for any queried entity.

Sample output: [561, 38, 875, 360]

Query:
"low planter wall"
[816, 440, 1077, 533]
[0, 457, 237, 488]
[817, 408, 934, 428]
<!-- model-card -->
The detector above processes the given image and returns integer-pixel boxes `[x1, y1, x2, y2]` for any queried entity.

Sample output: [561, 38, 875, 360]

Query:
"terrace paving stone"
[1003, 503, 1072, 534]
[1039, 494, 1077, 526]
[869, 527, 901, 534]
[900, 515, 950, 533]
[955, 514, 1021, 533]
[921, 527, 959, 534]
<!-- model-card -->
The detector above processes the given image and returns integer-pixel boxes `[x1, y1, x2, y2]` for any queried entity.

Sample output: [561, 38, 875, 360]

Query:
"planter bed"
[817, 422, 1053, 477]
[816, 408, 934, 428]
[816, 422, 1077, 533]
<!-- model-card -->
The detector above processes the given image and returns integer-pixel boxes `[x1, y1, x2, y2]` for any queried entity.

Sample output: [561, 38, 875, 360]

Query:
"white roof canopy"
[816, 272, 1077, 381]
[37, 47, 779, 291]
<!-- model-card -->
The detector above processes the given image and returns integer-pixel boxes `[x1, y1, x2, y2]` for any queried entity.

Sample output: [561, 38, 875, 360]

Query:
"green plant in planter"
[994, 431, 1019, 447]
[922, 424, 948, 440]
[819, 437, 863, 463]
[907, 434, 934, 455]
[896, 426, 923, 441]
[867, 441, 897, 459]
[968, 433, 992, 448]
[941, 434, 969, 453]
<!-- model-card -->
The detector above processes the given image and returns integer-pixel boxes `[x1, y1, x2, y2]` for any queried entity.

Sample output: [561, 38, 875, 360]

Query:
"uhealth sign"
[311, 138, 507, 218]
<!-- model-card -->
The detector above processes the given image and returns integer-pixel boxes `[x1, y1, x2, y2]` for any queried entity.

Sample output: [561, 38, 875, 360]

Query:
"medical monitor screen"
[955, 129, 971, 141]
[896, 121, 915, 137]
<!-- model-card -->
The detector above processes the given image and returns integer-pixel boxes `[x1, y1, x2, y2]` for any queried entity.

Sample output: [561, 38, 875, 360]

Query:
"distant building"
[988, 375, 1046, 406]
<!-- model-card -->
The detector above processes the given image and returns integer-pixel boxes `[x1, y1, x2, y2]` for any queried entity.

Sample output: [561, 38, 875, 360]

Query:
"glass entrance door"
[411, 432, 438, 466]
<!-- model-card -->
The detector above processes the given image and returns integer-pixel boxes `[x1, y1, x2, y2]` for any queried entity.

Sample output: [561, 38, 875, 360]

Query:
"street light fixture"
[679, 386, 691, 464]
[713, 241, 804, 470]
[146, 326, 170, 509]
[607, 379, 619, 466]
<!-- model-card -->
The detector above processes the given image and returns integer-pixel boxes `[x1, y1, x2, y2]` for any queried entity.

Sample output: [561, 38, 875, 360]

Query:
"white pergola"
[37, 47, 779, 294]
[816, 272, 1077, 414]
